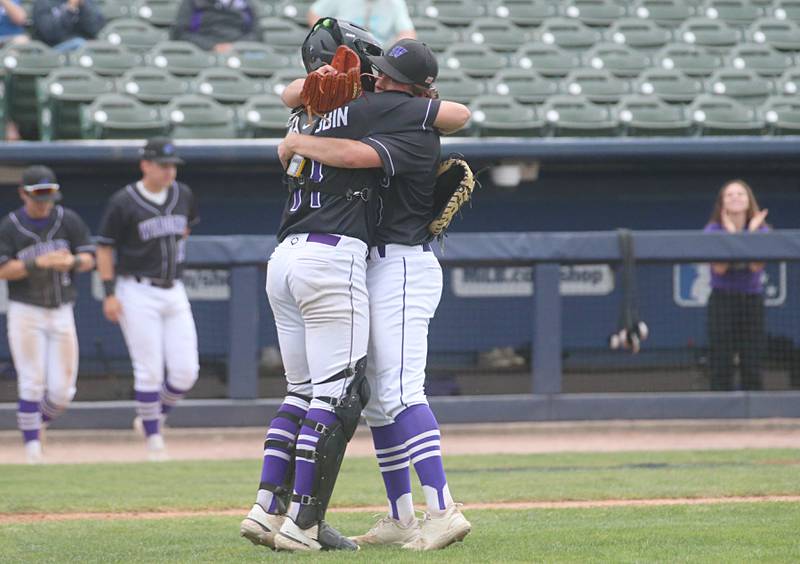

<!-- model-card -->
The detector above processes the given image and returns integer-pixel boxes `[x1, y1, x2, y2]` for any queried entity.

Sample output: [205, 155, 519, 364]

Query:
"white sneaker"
[25, 440, 43, 465]
[275, 518, 359, 552]
[146, 434, 169, 462]
[240, 503, 285, 549]
[402, 504, 471, 551]
[350, 515, 420, 546]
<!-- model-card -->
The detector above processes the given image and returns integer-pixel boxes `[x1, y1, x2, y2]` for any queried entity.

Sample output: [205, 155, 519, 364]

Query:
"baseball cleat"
[240, 503, 285, 549]
[350, 515, 421, 546]
[401, 504, 471, 551]
[25, 440, 43, 465]
[146, 434, 169, 462]
[275, 518, 359, 552]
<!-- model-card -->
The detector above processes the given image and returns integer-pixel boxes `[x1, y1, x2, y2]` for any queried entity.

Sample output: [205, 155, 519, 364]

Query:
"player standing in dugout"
[0, 165, 95, 464]
[95, 138, 200, 462]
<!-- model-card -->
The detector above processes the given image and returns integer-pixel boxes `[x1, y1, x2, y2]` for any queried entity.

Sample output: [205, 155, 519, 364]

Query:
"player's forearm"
[75, 252, 95, 272]
[289, 135, 381, 168]
[435, 101, 471, 134]
[0, 259, 30, 280]
[282, 79, 304, 108]
[95, 246, 116, 280]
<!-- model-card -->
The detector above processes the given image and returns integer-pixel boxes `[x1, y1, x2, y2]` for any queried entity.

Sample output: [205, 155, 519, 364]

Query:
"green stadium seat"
[701, 0, 765, 27]
[117, 67, 191, 104]
[706, 67, 773, 105]
[37, 68, 116, 140]
[133, 0, 180, 28]
[487, 0, 559, 27]
[252, 0, 276, 17]
[563, 68, 632, 104]
[259, 17, 308, 54]
[462, 17, 532, 52]
[616, 94, 694, 135]
[411, 18, 461, 53]
[727, 42, 794, 75]
[606, 18, 673, 51]
[94, 0, 132, 20]
[143, 40, 218, 76]
[654, 42, 724, 76]
[264, 68, 306, 96]
[0, 40, 65, 139]
[585, 42, 651, 78]
[487, 68, 559, 104]
[541, 94, 620, 136]
[276, 0, 314, 25]
[678, 17, 741, 52]
[99, 18, 169, 54]
[759, 94, 800, 132]
[636, 68, 705, 102]
[237, 93, 291, 138]
[469, 94, 544, 136]
[69, 41, 142, 77]
[441, 43, 509, 78]
[218, 42, 293, 78]
[631, 0, 693, 28]
[417, 0, 488, 26]
[434, 68, 486, 104]
[511, 42, 582, 77]
[164, 94, 238, 138]
[533, 17, 602, 50]
[688, 93, 766, 133]
[772, 0, 800, 23]
[192, 67, 264, 105]
[80, 93, 169, 139]
[776, 66, 800, 93]
[561, 0, 628, 27]
[747, 17, 800, 49]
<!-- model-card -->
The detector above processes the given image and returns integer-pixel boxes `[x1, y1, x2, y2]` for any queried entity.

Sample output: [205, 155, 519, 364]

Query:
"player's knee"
[287, 381, 313, 397]
[47, 385, 76, 408]
[168, 368, 198, 391]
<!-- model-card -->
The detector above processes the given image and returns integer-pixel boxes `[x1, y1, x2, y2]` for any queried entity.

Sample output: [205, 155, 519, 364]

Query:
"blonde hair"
[707, 179, 762, 226]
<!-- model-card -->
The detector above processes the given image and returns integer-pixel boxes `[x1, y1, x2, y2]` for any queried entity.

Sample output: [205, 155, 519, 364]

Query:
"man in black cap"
[96, 137, 200, 462]
[0, 165, 95, 463]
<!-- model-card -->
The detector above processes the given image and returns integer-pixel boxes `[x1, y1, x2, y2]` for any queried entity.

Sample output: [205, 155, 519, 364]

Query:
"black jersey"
[97, 182, 199, 281]
[276, 91, 440, 245]
[0, 206, 95, 308]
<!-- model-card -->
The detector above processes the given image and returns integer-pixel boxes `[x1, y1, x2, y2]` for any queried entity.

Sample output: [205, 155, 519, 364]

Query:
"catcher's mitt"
[428, 157, 476, 237]
[300, 45, 362, 117]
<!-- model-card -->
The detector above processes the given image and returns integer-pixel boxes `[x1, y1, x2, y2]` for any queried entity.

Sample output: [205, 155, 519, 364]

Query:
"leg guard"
[293, 357, 369, 530]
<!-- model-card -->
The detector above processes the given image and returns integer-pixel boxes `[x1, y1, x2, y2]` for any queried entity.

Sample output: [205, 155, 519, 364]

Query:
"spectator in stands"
[171, 0, 261, 54]
[704, 179, 769, 391]
[306, 0, 415, 47]
[0, 0, 30, 46]
[32, 0, 104, 52]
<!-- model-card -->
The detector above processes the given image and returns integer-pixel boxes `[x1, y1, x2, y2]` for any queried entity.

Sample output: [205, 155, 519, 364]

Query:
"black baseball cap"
[21, 165, 62, 202]
[140, 137, 184, 165]
[367, 39, 438, 87]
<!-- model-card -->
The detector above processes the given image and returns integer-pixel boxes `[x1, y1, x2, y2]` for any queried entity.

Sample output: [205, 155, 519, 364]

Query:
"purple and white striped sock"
[371, 422, 415, 525]
[395, 404, 454, 515]
[17, 399, 41, 444]
[159, 380, 189, 417]
[135, 390, 161, 437]
[286, 400, 338, 522]
[40, 396, 64, 424]
[256, 394, 310, 514]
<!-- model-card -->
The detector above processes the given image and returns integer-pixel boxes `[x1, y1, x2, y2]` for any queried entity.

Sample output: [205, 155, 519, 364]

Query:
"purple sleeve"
[704, 222, 722, 233]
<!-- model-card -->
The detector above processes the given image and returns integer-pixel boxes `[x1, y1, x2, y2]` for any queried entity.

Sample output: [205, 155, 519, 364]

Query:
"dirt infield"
[1, 418, 799, 465]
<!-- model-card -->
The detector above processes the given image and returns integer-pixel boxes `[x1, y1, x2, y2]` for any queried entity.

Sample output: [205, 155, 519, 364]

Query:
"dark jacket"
[33, 0, 104, 46]
[170, 0, 260, 51]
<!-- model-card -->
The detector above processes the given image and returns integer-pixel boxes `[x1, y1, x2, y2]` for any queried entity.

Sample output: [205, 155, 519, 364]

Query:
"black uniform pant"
[707, 289, 765, 391]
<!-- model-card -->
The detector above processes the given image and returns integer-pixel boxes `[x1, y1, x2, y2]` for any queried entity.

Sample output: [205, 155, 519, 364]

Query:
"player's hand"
[314, 64, 337, 76]
[721, 210, 737, 233]
[103, 296, 122, 324]
[35, 249, 68, 269]
[278, 135, 298, 169]
[49, 251, 77, 272]
[748, 209, 768, 232]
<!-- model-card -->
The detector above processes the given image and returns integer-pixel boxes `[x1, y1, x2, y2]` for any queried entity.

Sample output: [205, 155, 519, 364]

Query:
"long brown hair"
[707, 179, 762, 226]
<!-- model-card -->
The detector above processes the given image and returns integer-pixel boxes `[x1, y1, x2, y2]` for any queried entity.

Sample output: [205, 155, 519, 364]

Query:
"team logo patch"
[388, 46, 407, 58]
[163, 143, 175, 155]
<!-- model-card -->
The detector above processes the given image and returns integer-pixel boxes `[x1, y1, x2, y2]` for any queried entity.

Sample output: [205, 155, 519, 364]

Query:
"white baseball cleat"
[25, 440, 43, 465]
[350, 515, 421, 546]
[146, 434, 169, 462]
[274, 518, 359, 552]
[240, 503, 285, 549]
[401, 504, 471, 551]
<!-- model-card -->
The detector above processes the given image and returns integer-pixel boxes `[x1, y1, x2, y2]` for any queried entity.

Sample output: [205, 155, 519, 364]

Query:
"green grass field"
[2, 449, 799, 562]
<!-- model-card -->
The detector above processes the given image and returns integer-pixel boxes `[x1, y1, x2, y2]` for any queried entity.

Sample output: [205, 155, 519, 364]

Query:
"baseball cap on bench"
[21, 165, 62, 202]
[368, 38, 438, 88]
[140, 137, 184, 165]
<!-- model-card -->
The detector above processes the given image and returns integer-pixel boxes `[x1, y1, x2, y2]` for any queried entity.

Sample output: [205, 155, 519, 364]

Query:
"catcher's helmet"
[302, 17, 383, 91]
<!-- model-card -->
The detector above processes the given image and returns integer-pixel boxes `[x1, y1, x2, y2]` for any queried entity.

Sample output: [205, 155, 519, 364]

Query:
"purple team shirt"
[704, 222, 768, 295]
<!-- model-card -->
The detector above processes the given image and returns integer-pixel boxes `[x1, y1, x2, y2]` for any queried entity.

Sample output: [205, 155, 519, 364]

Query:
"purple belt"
[376, 243, 432, 258]
[307, 233, 341, 247]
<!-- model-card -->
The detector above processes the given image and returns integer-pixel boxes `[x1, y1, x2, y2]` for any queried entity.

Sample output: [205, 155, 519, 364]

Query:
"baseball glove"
[301, 45, 362, 117]
[428, 157, 476, 237]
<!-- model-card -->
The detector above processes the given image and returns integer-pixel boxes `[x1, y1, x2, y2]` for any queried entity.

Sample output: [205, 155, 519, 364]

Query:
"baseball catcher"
[429, 156, 476, 238]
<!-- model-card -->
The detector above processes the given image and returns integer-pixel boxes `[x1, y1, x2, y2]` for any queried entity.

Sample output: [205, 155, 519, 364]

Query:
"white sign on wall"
[451, 265, 614, 298]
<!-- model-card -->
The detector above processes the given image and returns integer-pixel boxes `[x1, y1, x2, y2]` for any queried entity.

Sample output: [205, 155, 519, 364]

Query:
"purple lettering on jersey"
[310, 191, 321, 208]
[309, 160, 324, 183]
[289, 188, 302, 213]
